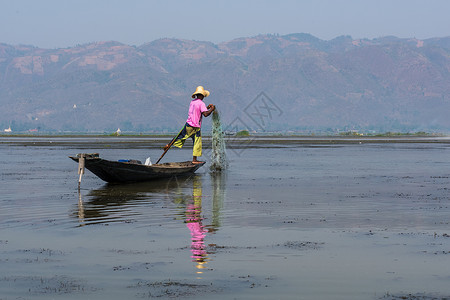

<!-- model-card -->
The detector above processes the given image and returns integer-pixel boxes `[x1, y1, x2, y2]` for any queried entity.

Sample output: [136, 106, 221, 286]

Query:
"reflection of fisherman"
[185, 176, 209, 271]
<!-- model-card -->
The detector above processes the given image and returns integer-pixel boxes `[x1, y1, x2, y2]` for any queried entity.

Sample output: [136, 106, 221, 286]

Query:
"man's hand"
[203, 104, 216, 117]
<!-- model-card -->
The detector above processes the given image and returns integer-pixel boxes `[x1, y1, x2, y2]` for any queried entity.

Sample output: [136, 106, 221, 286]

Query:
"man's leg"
[192, 129, 203, 164]
[170, 124, 190, 149]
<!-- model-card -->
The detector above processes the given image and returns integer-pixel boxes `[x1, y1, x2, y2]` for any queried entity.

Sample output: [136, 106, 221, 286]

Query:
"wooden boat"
[69, 153, 205, 183]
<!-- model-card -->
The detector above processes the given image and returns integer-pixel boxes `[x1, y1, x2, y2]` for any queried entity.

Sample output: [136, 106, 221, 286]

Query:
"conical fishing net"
[210, 110, 228, 172]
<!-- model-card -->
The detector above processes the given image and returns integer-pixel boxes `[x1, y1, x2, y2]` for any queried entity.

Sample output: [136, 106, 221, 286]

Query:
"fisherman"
[164, 86, 215, 164]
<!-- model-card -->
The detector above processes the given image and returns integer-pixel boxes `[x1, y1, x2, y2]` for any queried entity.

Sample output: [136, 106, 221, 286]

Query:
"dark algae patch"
[0, 275, 98, 295]
[381, 293, 450, 299]
[281, 241, 324, 250]
[130, 279, 217, 298]
[129, 275, 274, 299]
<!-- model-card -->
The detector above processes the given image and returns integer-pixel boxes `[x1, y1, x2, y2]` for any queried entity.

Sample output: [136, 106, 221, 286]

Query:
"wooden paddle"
[155, 131, 181, 164]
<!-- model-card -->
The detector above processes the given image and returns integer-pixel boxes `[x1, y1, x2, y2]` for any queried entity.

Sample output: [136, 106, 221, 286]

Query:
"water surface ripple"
[1, 137, 449, 300]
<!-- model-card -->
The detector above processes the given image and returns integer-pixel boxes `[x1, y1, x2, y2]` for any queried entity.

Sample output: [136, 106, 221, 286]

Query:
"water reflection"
[168, 173, 227, 274]
[75, 178, 193, 225]
[185, 176, 209, 272]
[75, 173, 227, 276]
[210, 172, 226, 231]
[78, 192, 84, 225]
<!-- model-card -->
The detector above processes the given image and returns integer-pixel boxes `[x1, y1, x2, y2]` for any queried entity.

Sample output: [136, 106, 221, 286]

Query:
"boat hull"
[70, 154, 205, 183]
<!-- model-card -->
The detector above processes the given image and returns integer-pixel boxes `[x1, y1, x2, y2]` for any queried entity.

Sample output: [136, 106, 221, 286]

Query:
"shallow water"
[0, 137, 449, 299]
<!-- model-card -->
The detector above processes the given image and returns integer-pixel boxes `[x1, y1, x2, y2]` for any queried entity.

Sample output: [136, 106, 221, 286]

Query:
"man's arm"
[202, 104, 215, 117]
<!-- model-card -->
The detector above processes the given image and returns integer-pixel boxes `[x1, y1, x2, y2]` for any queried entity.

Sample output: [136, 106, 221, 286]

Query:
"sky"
[1, 0, 449, 49]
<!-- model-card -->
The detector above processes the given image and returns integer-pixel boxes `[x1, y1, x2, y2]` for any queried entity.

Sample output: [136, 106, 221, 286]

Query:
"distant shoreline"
[0, 132, 447, 138]
[1, 135, 449, 148]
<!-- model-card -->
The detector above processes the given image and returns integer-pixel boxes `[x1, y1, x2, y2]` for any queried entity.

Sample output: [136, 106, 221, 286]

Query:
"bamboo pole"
[77, 154, 85, 189]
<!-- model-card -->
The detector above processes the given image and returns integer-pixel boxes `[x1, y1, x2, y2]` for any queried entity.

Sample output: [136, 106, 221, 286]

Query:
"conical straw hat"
[191, 86, 210, 98]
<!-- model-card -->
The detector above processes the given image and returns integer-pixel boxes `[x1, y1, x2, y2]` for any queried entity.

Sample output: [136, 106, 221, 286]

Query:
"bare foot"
[192, 161, 204, 164]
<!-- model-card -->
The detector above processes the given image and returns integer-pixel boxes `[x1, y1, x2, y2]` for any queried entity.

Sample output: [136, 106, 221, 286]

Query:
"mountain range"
[1, 33, 449, 133]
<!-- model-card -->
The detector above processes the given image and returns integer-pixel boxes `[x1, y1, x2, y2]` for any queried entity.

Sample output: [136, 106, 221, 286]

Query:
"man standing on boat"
[164, 86, 215, 164]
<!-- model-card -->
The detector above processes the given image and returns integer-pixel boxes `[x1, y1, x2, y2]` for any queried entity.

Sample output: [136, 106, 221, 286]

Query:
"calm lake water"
[1, 137, 449, 300]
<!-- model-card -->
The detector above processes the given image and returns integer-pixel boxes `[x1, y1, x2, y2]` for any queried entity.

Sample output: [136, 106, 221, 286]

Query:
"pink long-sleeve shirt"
[186, 98, 208, 128]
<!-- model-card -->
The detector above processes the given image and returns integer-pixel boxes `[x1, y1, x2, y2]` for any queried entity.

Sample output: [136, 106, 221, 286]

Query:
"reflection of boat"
[75, 178, 192, 225]
[69, 153, 205, 183]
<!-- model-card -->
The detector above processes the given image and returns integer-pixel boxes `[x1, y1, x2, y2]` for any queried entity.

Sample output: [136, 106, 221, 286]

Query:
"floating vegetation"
[381, 292, 450, 300]
[0, 275, 97, 295]
[130, 279, 216, 298]
[281, 241, 324, 250]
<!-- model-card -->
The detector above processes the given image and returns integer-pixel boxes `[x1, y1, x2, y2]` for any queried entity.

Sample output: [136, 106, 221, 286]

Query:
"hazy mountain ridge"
[1, 34, 449, 133]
